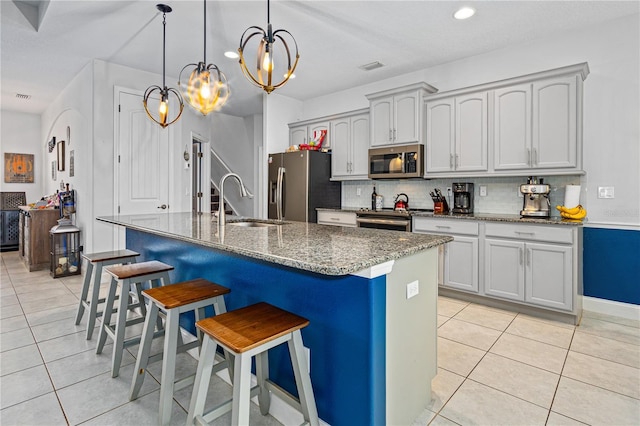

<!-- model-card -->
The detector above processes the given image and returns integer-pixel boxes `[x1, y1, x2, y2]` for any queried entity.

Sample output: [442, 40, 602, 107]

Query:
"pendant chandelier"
[178, 0, 229, 115]
[238, 0, 299, 94]
[143, 4, 183, 128]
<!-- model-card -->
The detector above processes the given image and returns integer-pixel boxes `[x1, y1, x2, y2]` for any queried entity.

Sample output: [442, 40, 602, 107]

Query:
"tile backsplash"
[342, 175, 582, 216]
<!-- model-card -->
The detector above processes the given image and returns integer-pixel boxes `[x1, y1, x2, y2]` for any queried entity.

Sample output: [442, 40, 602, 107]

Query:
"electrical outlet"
[446, 187, 452, 197]
[406, 280, 419, 299]
[357, 187, 362, 196]
[479, 185, 487, 197]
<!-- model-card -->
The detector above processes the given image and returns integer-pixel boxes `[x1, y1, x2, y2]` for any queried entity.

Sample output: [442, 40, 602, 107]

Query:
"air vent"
[358, 61, 385, 71]
[15, 93, 31, 100]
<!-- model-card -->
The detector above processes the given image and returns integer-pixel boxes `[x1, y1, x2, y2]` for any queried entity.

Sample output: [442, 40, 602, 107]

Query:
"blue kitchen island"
[97, 213, 451, 426]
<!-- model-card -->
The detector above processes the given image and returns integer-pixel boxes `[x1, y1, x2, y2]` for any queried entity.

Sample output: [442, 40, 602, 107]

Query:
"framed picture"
[57, 141, 65, 171]
[52, 160, 57, 180]
[48, 136, 56, 153]
[4, 153, 34, 183]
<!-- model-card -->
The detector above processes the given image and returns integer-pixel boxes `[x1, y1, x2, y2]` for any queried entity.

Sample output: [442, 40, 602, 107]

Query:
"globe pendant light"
[143, 4, 184, 128]
[238, 0, 299, 94]
[178, 0, 229, 115]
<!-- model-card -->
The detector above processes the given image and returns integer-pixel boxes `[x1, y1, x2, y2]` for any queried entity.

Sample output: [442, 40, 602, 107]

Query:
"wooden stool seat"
[143, 278, 230, 309]
[96, 260, 173, 378]
[74, 249, 139, 340]
[187, 302, 319, 426]
[196, 302, 309, 353]
[129, 278, 231, 426]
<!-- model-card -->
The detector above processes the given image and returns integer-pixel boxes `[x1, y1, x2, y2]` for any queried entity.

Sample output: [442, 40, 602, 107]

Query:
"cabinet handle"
[526, 248, 531, 266]
[519, 247, 523, 265]
[330, 217, 340, 221]
[393, 128, 397, 140]
[533, 148, 538, 166]
[450, 154, 454, 169]
[436, 225, 451, 229]
[455, 154, 459, 169]
[527, 148, 532, 166]
[515, 231, 535, 236]
[389, 129, 393, 141]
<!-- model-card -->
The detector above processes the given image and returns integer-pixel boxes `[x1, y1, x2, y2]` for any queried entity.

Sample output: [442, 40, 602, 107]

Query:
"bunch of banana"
[556, 204, 587, 220]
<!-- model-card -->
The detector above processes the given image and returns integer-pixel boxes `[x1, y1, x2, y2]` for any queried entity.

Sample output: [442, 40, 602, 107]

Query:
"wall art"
[48, 136, 56, 153]
[70, 150, 75, 177]
[52, 160, 57, 180]
[57, 141, 65, 171]
[4, 153, 34, 183]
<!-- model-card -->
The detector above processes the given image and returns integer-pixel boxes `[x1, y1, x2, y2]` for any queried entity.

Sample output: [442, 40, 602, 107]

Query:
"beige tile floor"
[1, 251, 639, 425]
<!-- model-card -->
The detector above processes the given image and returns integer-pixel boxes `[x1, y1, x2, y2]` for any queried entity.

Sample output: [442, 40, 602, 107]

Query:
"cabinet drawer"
[485, 223, 573, 244]
[317, 210, 357, 227]
[413, 218, 479, 236]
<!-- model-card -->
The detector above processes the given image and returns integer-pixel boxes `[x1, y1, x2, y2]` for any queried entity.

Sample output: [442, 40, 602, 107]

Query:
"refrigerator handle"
[276, 166, 285, 220]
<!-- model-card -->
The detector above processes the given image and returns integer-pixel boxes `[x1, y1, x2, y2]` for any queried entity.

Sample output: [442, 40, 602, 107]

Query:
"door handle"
[157, 204, 167, 210]
[450, 154, 454, 169]
[519, 247, 523, 265]
[532, 148, 538, 166]
[389, 129, 393, 141]
[527, 148, 532, 166]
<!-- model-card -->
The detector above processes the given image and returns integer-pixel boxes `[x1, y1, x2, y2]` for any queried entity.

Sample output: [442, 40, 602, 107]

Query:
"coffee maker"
[520, 177, 550, 217]
[452, 183, 474, 214]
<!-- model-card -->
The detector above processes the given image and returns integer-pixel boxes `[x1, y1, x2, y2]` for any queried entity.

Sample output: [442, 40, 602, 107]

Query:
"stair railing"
[210, 147, 253, 217]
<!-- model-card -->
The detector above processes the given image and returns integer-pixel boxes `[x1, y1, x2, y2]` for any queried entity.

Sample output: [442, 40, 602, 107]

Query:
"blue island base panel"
[127, 229, 387, 425]
[584, 227, 640, 305]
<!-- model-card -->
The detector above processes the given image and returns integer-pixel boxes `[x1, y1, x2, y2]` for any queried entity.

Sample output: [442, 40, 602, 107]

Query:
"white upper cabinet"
[493, 84, 532, 170]
[331, 110, 369, 180]
[532, 76, 577, 169]
[289, 121, 330, 149]
[425, 92, 488, 174]
[427, 62, 588, 177]
[367, 82, 437, 147]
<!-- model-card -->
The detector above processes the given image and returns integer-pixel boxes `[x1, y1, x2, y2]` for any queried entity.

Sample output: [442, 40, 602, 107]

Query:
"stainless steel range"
[356, 208, 432, 232]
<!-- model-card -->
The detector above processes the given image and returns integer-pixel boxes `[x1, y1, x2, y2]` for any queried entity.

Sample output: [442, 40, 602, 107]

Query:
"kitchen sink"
[227, 220, 285, 228]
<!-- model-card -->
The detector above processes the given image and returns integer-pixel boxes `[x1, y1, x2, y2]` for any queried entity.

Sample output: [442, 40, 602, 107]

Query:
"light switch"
[357, 187, 362, 196]
[406, 280, 419, 299]
[479, 185, 487, 197]
[598, 187, 615, 199]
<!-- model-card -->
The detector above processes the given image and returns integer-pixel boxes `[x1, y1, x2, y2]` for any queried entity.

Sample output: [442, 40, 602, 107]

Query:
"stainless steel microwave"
[368, 144, 424, 179]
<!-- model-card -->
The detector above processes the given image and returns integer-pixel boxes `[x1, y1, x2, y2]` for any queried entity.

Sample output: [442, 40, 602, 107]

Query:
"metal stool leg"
[186, 336, 217, 426]
[75, 260, 93, 325]
[129, 302, 160, 400]
[96, 277, 117, 354]
[289, 330, 319, 426]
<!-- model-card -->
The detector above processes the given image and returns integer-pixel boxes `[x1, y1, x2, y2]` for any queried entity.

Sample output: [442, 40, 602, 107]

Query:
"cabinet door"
[330, 119, 350, 178]
[484, 238, 525, 301]
[443, 236, 479, 293]
[455, 92, 488, 171]
[394, 91, 419, 144]
[370, 98, 393, 146]
[425, 99, 454, 173]
[290, 126, 307, 146]
[350, 114, 370, 178]
[494, 85, 532, 170]
[525, 242, 573, 311]
[532, 76, 577, 169]
[310, 122, 330, 148]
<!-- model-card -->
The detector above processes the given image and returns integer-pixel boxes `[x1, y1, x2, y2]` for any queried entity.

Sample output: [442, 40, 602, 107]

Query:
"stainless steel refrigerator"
[268, 150, 341, 222]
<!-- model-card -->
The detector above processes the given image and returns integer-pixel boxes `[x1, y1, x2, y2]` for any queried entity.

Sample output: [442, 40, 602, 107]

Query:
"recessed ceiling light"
[454, 7, 475, 20]
[358, 61, 385, 71]
[224, 51, 239, 59]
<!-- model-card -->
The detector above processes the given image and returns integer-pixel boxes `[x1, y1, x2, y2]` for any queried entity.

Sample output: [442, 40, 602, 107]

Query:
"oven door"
[356, 217, 411, 232]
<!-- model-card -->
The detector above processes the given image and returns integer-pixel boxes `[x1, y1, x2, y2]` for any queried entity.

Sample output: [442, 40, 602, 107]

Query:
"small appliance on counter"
[520, 176, 550, 217]
[452, 183, 474, 214]
[394, 193, 409, 211]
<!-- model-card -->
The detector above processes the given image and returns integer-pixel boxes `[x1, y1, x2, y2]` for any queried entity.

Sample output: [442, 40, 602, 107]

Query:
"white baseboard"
[582, 296, 640, 321]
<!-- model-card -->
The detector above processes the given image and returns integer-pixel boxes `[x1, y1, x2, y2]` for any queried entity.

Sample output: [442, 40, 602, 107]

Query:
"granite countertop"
[410, 211, 584, 226]
[317, 207, 583, 226]
[97, 213, 452, 276]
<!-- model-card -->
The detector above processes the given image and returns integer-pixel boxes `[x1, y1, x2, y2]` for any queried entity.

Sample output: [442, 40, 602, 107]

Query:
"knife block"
[434, 201, 449, 214]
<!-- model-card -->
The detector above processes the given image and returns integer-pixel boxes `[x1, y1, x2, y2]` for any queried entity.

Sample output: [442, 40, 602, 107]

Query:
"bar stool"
[186, 302, 319, 426]
[96, 260, 173, 377]
[129, 278, 231, 426]
[74, 249, 140, 340]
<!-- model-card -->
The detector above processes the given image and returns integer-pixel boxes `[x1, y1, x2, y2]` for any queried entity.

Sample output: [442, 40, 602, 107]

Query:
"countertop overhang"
[97, 213, 452, 276]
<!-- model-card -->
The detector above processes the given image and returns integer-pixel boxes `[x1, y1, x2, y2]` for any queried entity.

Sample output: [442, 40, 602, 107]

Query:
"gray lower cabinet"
[413, 218, 479, 293]
[484, 223, 575, 312]
[317, 210, 357, 227]
[414, 217, 579, 315]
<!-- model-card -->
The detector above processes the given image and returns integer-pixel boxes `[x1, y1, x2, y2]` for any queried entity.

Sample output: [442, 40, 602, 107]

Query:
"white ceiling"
[2, 1, 639, 117]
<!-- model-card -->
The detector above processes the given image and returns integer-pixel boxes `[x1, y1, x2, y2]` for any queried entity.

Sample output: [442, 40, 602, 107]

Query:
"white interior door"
[115, 90, 170, 247]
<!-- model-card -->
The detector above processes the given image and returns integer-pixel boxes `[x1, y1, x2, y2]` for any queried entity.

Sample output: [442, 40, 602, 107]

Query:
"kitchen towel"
[564, 185, 581, 207]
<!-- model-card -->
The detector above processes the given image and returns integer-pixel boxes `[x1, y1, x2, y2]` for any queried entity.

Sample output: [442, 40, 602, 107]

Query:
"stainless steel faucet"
[218, 173, 253, 226]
